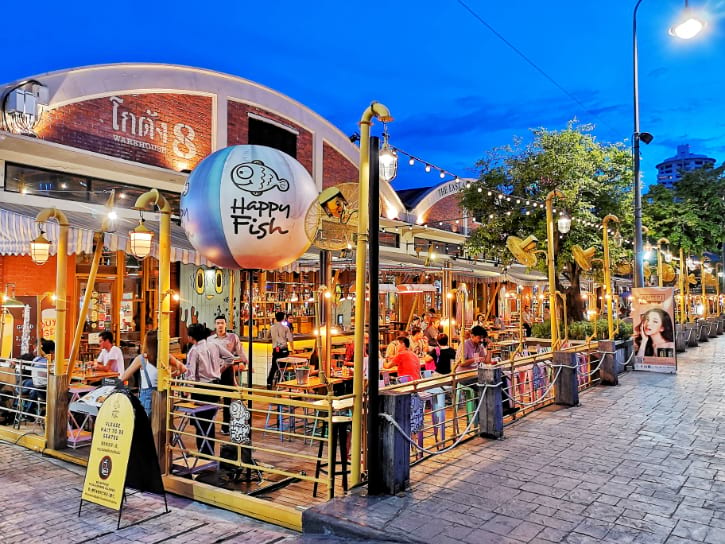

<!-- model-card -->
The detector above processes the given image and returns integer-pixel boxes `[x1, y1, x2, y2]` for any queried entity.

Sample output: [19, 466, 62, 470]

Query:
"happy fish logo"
[99, 455, 112, 480]
[230, 160, 289, 196]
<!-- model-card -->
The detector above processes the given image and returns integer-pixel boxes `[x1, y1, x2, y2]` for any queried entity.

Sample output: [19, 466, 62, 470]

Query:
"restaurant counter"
[236, 334, 354, 387]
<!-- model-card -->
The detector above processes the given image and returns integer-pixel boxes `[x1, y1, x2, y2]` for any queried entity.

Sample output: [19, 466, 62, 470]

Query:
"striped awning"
[0, 202, 213, 266]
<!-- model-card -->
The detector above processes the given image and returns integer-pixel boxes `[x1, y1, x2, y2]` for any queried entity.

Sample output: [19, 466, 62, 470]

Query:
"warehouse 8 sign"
[180, 145, 317, 270]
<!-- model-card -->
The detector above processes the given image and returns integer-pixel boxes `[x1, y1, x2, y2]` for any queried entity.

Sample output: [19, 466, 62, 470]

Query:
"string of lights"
[391, 144, 633, 246]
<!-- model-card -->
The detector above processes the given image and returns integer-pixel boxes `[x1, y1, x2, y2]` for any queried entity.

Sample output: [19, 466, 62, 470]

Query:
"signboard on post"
[632, 287, 677, 374]
[81, 392, 134, 510]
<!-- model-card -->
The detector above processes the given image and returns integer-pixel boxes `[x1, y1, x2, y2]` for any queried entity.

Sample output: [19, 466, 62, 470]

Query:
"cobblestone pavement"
[0, 439, 301, 543]
[304, 336, 725, 543]
[4, 337, 725, 544]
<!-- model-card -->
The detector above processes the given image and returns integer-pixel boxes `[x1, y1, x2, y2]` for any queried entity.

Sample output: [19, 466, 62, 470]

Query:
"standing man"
[186, 323, 234, 458]
[423, 314, 439, 345]
[267, 311, 294, 389]
[209, 315, 247, 435]
[93, 330, 124, 374]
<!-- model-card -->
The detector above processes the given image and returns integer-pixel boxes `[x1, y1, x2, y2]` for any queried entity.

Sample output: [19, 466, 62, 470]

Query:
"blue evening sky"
[1, 0, 723, 191]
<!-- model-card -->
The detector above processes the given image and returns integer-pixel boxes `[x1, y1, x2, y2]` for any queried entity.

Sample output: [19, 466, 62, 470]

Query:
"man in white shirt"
[94, 330, 124, 374]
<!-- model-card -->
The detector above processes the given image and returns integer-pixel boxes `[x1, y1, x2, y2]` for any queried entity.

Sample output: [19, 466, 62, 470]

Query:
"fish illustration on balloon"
[230, 160, 290, 196]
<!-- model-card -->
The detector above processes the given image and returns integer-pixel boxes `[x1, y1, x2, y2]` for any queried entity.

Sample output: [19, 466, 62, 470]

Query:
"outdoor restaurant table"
[276, 375, 345, 393]
[490, 339, 520, 359]
[67, 384, 115, 449]
[70, 370, 119, 385]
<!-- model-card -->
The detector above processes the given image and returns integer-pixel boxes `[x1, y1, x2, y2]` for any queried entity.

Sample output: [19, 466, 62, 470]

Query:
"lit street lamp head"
[670, 4, 706, 40]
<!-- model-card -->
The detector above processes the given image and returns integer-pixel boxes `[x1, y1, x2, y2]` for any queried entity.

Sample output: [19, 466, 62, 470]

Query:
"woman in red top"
[384, 336, 421, 380]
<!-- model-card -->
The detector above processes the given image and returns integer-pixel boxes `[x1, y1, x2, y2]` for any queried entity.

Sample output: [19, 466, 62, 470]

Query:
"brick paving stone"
[671, 519, 709, 541]
[0, 441, 295, 544]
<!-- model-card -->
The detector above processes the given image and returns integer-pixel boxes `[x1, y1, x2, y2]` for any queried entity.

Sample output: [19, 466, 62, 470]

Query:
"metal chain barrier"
[379, 381, 501, 455]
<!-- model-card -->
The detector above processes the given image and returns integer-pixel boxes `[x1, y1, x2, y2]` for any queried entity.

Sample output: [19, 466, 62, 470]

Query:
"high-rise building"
[656, 144, 716, 189]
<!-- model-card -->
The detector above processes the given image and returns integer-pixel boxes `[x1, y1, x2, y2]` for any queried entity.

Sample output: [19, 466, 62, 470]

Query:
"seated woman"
[423, 333, 456, 375]
[120, 330, 187, 417]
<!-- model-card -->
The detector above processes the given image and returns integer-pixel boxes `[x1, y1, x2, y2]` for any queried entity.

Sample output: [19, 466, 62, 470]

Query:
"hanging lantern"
[30, 230, 51, 265]
[557, 213, 572, 234]
[129, 219, 154, 259]
[379, 126, 398, 182]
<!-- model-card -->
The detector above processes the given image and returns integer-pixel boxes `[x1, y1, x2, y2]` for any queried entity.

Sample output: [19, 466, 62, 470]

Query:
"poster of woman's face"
[632, 287, 677, 373]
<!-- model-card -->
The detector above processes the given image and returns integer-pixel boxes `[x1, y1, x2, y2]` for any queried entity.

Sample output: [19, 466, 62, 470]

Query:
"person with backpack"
[120, 330, 187, 417]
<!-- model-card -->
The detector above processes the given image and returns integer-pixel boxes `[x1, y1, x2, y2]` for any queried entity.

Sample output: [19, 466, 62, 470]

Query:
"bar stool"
[453, 382, 476, 436]
[312, 415, 352, 498]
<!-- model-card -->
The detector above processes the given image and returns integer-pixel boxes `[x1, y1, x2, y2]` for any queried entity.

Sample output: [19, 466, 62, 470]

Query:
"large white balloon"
[181, 145, 317, 270]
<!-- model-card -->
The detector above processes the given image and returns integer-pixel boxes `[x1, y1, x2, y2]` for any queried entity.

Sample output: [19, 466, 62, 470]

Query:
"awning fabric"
[397, 283, 438, 293]
[504, 266, 548, 287]
[0, 202, 213, 266]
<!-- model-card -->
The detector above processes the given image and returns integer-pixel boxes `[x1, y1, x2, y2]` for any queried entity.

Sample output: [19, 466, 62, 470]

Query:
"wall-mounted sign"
[181, 145, 317, 270]
[36, 93, 212, 171]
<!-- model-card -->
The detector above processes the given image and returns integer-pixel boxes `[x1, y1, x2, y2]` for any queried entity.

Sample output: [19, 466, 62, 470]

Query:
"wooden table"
[70, 370, 119, 384]
[276, 375, 345, 393]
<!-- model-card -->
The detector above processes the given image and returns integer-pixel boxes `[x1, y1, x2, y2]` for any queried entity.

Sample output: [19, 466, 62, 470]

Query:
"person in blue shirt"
[21, 338, 53, 417]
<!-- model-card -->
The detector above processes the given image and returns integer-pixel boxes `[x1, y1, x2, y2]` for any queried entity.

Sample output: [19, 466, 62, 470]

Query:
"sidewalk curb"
[302, 501, 414, 543]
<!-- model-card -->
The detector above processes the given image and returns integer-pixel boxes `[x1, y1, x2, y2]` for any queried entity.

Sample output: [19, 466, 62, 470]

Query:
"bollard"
[554, 351, 579, 407]
[698, 320, 710, 343]
[685, 323, 699, 347]
[477, 365, 503, 439]
[675, 325, 688, 353]
[717, 317, 724, 335]
[377, 391, 410, 495]
[598, 340, 618, 386]
[708, 318, 718, 338]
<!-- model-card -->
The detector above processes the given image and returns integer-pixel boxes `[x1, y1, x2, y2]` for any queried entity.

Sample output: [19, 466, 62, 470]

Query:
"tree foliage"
[458, 122, 632, 320]
[642, 165, 725, 256]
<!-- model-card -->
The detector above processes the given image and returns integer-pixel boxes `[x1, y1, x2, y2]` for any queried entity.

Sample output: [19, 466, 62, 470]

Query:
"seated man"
[22, 339, 53, 417]
[384, 336, 421, 381]
[93, 330, 125, 374]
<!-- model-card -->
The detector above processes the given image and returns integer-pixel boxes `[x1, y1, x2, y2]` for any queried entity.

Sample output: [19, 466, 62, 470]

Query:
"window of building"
[379, 230, 399, 248]
[248, 117, 297, 158]
[3, 162, 181, 214]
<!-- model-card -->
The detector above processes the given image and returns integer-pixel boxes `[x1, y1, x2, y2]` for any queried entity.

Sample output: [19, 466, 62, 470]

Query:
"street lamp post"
[544, 190, 563, 349]
[602, 215, 620, 339]
[351, 102, 392, 487]
[632, 0, 705, 289]
[33, 208, 69, 450]
[132, 189, 172, 468]
[678, 247, 687, 323]
[656, 237, 670, 288]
